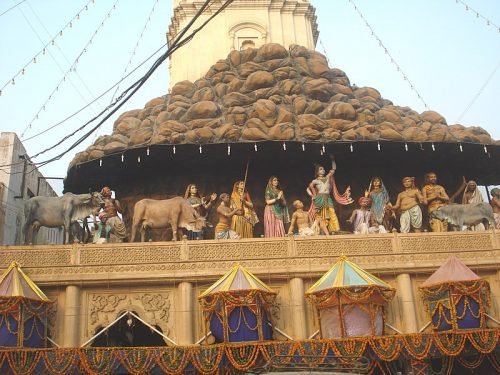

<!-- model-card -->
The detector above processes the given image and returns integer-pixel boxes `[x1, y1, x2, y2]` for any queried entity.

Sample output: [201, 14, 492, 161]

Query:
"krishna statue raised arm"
[306, 156, 353, 234]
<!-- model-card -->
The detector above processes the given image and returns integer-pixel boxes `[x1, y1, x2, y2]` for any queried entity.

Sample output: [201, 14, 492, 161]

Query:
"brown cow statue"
[130, 197, 207, 242]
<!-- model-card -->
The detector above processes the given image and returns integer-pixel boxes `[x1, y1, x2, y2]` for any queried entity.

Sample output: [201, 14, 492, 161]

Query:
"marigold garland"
[0, 330, 497, 374]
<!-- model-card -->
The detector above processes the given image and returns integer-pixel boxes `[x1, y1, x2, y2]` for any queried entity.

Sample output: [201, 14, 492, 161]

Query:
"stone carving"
[0, 248, 71, 268]
[134, 293, 171, 330]
[87, 292, 171, 338]
[89, 294, 127, 326]
[79, 244, 182, 265]
[69, 43, 497, 168]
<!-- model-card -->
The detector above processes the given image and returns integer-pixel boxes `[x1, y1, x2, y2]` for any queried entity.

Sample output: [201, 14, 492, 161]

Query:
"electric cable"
[33, 0, 234, 167]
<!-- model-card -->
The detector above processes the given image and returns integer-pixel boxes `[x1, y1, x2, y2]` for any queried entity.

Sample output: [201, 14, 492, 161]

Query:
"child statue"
[422, 172, 449, 232]
[490, 188, 500, 229]
[215, 193, 242, 239]
[184, 183, 217, 240]
[264, 176, 290, 237]
[231, 181, 259, 238]
[288, 200, 315, 236]
[307, 157, 353, 234]
[391, 177, 424, 233]
[347, 196, 387, 234]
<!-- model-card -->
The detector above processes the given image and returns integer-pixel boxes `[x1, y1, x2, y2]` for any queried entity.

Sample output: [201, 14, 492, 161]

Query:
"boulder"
[255, 43, 288, 62]
[241, 127, 269, 141]
[320, 102, 356, 120]
[115, 117, 142, 135]
[171, 80, 195, 97]
[183, 101, 220, 120]
[244, 71, 275, 90]
[222, 92, 253, 107]
[302, 78, 333, 101]
[269, 122, 295, 140]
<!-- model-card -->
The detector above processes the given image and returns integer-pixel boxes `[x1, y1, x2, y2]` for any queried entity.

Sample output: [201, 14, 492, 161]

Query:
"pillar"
[63, 285, 81, 347]
[289, 277, 307, 339]
[396, 273, 419, 333]
[488, 270, 500, 322]
[176, 281, 194, 344]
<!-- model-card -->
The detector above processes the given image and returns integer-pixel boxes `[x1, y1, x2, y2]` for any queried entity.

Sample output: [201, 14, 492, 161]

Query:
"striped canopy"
[200, 264, 275, 297]
[306, 255, 392, 294]
[0, 262, 49, 301]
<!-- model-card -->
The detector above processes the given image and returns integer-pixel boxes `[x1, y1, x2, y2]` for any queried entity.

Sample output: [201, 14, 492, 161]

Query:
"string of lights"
[0, 0, 97, 96]
[0, 42, 169, 171]
[454, 0, 500, 34]
[26, 1, 104, 114]
[110, 0, 160, 104]
[31, 0, 234, 168]
[20, 0, 120, 139]
[348, 0, 430, 110]
[15, 4, 104, 140]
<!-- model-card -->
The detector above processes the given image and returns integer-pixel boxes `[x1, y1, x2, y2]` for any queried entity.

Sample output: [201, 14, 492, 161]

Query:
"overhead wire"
[15, 2, 103, 139]
[19, 0, 121, 139]
[0, 41, 169, 170]
[0, 0, 27, 18]
[0, 0, 97, 96]
[25, 1, 104, 112]
[456, 58, 500, 123]
[110, 0, 160, 104]
[348, 0, 430, 110]
[32, 0, 235, 168]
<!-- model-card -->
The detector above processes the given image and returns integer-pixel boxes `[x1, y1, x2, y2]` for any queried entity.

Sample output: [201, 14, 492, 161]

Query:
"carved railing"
[0, 231, 498, 284]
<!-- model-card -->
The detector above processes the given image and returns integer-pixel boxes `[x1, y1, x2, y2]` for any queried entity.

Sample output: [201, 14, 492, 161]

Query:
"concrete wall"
[0, 132, 62, 245]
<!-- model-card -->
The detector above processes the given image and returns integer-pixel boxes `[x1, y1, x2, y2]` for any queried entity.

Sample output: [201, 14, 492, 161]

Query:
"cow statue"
[130, 197, 206, 242]
[23, 192, 104, 244]
[430, 202, 494, 231]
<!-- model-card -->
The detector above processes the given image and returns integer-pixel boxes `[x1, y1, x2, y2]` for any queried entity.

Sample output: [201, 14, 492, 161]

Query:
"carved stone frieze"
[188, 240, 288, 260]
[79, 245, 182, 265]
[295, 237, 393, 257]
[87, 292, 172, 339]
[0, 248, 70, 268]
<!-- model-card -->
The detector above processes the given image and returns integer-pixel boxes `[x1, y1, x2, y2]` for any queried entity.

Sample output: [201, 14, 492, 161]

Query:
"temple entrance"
[90, 312, 167, 347]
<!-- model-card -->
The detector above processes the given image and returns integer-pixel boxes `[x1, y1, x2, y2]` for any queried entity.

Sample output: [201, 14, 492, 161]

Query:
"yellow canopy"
[0, 262, 50, 301]
[200, 263, 275, 298]
[306, 255, 392, 294]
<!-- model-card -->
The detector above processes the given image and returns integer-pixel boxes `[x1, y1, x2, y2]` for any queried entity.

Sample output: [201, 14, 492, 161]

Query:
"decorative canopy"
[306, 255, 392, 294]
[200, 264, 275, 298]
[422, 256, 480, 287]
[0, 262, 49, 301]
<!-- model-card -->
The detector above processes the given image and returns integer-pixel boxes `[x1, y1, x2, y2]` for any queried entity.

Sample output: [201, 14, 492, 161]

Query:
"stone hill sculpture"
[69, 43, 497, 168]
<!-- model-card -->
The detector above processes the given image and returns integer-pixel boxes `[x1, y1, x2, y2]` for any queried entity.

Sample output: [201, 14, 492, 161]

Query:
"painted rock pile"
[70, 43, 496, 167]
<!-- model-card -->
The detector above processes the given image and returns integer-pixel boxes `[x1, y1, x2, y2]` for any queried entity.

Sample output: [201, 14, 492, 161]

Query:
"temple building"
[0, 1, 499, 373]
[167, 0, 318, 85]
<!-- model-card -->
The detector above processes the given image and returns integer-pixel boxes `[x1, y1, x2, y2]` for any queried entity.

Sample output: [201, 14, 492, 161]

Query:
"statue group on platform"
[23, 158, 499, 245]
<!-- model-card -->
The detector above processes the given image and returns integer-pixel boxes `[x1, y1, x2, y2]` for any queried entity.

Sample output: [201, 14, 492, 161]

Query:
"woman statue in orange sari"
[230, 181, 259, 238]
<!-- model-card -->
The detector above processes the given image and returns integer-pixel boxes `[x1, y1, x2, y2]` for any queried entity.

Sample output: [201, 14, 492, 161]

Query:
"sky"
[0, 0, 499, 195]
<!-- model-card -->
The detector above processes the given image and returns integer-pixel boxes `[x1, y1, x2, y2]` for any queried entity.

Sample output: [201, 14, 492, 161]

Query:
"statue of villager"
[391, 177, 424, 233]
[422, 172, 449, 232]
[231, 181, 259, 238]
[184, 183, 217, 240]
[264, 176, 290, 237]
[347, 196, 387, 235]
[288, 200, 315, 236]
[94, 187, 127, 243]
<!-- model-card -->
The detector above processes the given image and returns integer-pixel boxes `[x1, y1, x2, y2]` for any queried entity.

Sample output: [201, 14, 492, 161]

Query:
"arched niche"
[228, 21, 268, 51]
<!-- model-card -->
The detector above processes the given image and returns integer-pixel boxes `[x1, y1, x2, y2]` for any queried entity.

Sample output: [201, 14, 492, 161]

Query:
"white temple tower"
[167, 0, 318, 86]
